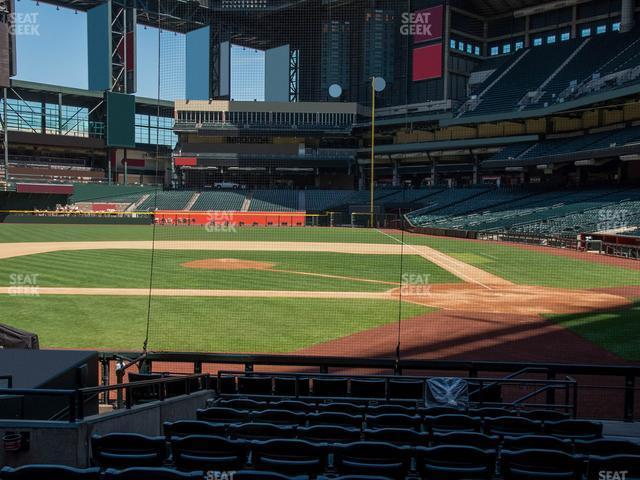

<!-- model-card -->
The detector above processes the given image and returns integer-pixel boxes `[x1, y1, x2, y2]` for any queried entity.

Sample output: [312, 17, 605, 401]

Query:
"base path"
[0, 240, 508, 286]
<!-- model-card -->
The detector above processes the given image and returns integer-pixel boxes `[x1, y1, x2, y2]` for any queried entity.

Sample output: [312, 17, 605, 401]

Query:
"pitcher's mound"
[182, 258, 276, 270]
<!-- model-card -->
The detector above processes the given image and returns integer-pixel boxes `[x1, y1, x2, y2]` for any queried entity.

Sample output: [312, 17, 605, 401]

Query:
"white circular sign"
[373, 77, 387, 92]
[329, 84, 343, 98]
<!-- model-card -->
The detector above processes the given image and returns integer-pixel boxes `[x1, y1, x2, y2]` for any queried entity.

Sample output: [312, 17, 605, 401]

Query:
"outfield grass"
[397, 233, 640, 289]
[0, 249, 459, 291]
[547, 301, 640, 361]
[0, 295, 432, 352]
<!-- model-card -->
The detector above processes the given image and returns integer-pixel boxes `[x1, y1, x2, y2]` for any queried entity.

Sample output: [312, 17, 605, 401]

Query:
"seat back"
[544, 419, 603, 440]
[196, 407, 249, 424]
[171, 435, 248, 471]
[297, 425, 361, 443]
[230, 422, 295, 441]
[317, 402, 365, 415]
[503, 434, 573, 453]
[388, 379, 424, 400]
[416, 444, 496, 479]
[252, 409, 306, 426]
[251, 439, 328, 475]
[350, 379, 386, 399]
[575, 439, 640, 456]
[164, 420, 227, 439]
[0, 465, 100, 480]
[432, 431, 500, 450]
[484, 416, 542, 437]
[587, 454, 640, 480]
[313, 377, 349, 397]
[272, 377, 310, 397]
[502, 449, 583, 479]
[91, 434, 167, 468]
[365, 413, 420, 430]
[103, 467, 200, 479]
[424, 413, 482, 433]
[363, 428, 428, 446]
[334, 441, 411, 477]
[307, 412, 363, 428]
[237, 376, 273, 396]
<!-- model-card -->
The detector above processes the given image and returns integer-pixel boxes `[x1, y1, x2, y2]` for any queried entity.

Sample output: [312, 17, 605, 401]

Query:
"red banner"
[412, 43, 443, 81]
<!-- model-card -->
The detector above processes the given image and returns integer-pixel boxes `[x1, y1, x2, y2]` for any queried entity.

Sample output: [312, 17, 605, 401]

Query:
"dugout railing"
[97, 352, 640, 422]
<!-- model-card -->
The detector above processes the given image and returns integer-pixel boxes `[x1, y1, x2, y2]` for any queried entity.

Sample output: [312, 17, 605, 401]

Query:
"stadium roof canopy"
[38, 0, 564, 32]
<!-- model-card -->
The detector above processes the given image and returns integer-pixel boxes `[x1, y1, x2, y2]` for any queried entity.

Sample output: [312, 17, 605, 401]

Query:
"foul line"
[375, 229, 493, 290]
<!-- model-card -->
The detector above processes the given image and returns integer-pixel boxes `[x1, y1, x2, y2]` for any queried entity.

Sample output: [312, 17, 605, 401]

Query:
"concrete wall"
[0, 390, 210, 468]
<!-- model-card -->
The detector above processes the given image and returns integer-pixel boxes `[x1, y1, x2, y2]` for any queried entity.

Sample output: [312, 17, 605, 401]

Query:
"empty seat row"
[217, 376, 427, 400]
[212, 398, 569, 421]
[196, 408, 600, 439]
[89, 433, 640, 479]
[0, 465, 370, 480]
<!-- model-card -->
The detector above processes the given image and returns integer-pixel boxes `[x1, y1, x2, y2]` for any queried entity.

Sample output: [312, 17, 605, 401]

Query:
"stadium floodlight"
[328, 84, 343, 98]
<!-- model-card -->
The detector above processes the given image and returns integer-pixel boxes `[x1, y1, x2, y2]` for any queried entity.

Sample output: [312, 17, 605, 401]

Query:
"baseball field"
[0, 223, 639, 363]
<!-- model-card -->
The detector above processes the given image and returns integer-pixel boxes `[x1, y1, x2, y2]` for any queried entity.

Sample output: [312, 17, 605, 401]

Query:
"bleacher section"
[190, 191, 248, 212]
[4, 372, 636, 480]
[136, 191, 195, 211]
[70, 184, 156, 205]
[484, 125, 640, 167]
[249, 190, 299, 212]
[463, 29, 640, 118]
[407, 187, 640, 237]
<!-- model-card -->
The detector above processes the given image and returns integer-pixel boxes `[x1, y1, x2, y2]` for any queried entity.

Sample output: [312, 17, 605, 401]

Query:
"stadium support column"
[393, 160, 400, 187]
[621, 0, 636, 32]
[87, 0, 137, 93]
[443, 4, 451, 102]
[2, 87, 7, 185]
[186, 25, 230, 100]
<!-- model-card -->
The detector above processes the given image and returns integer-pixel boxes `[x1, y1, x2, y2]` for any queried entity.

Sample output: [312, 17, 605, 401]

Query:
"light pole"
[370, 76, 386, 228]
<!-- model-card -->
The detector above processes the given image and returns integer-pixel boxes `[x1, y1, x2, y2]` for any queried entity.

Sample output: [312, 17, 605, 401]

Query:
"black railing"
[0, 373, 210, 423]
[215, 369, 577, 417]
[98, 352, 640, 421]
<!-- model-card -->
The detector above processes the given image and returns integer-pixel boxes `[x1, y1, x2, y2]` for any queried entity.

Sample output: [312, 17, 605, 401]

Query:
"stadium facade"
[0, 0, 639, 191]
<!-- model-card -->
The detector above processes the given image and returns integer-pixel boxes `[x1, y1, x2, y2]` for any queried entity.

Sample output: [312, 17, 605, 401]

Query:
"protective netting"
[0, 0, 638, 369]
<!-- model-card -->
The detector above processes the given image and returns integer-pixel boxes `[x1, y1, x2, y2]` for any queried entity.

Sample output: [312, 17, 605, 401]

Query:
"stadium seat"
[0, 465, 100, 480]
[543, 420, 603, 440]
[215, 398, 268, 410]
[297, 425, 361, 443]
[250, 439, 328, 475]
[333, 441, 412, 477]
[312, 377, 349, 397]
[269, 400, 316, 413]
[350, 379, 386, 398]
[432, 431, 501, 450]
[503, 435, 574, 453]
[233, 471, 308, 480]
[91, 433, 167, 468]
[415, 445, 497, 479]
[388, 379, 424, 400]
[363, 427, 429, 446]
[367, 404, 416, 415]
[217, 376, 237, 394]
[317, 402, 365, 415]
[519, 410, 570, 422]
[424, 414, 483, 434]
[484, 416, 542, 437]
[468, 407, 514, 418]
[103, 468, 200, 479]
[252, 409, 306, 426]
[365, 413, 421, 430]
[273, 377, 310, 397]
[420, 406, 465, 417]
[164, 420, 228, 439]
[319, 476, 393, 480]
[586, 455, 640, 480]
[196, 407, 249, 424]
[238, 376, 273, 396]
[230, 422, 296, 441]
[501, 449, 584, 479]
[171, 435, 248, 471]
[574, 439, 640, 456]
[307, 412, 363, 428]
